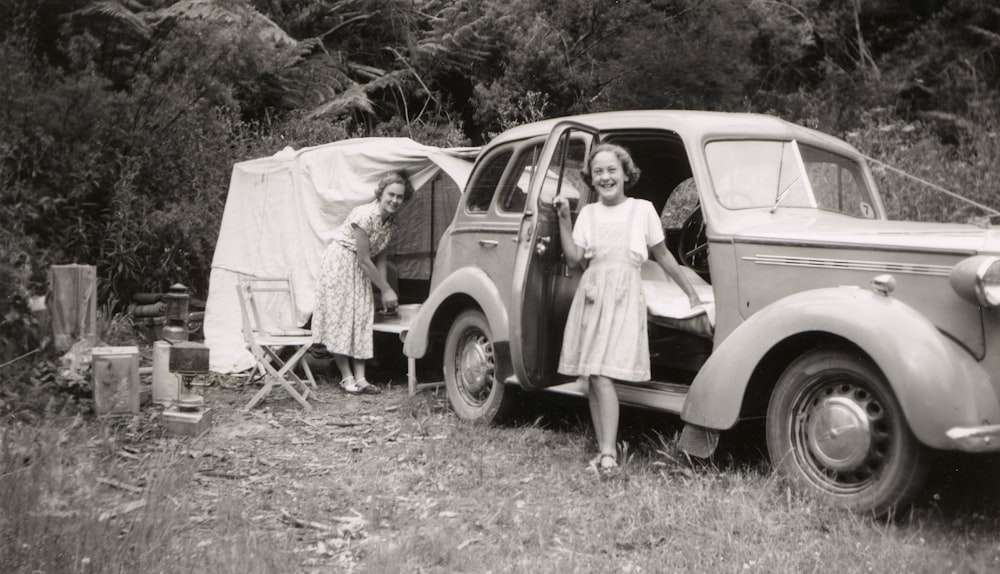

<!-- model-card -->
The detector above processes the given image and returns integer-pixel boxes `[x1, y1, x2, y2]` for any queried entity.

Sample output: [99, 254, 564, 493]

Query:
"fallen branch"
[0, 348, 40, 370]
[279, 508, 368, 538]
[457, 537, 482, 551]
[280, 508, 336, 532]
[98, 499, 147, 522]
[197, 470, 248, 480]
[97, 477, 144, 494]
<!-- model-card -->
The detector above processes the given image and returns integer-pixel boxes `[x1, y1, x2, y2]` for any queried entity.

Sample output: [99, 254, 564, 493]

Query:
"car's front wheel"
[766, 348, 927, 516]
[443, 310, 516, 422]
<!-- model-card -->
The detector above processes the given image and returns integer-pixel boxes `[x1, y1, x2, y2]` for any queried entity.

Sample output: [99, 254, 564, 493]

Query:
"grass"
[0, 419, 293, 573]
[2, 379, 999, 574]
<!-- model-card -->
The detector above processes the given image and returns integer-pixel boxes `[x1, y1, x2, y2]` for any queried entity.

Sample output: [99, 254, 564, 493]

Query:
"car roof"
[487, 110, 859, 156]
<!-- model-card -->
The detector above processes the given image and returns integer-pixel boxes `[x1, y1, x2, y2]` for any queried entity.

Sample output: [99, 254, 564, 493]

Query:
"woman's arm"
[649, 241, 703, 307]
[353, 226, 398, 309]
[553, 197, 584, 268]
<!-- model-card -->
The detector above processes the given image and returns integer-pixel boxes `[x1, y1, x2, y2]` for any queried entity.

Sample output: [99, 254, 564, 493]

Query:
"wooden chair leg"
[267, 350, 312, 410]
[244, 346, 313, 411]
[408, 356, 417, 396]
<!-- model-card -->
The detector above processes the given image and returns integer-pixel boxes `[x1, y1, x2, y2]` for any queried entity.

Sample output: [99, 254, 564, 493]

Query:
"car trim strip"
[733, 236, 977, 256]
[742, 254, 953, 276]
[450, 226, 519, 235]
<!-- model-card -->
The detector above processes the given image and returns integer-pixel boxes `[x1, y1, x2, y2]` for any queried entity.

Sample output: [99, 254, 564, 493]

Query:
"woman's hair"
[374, 170, 415, 202]
[580, 143, 641, 190]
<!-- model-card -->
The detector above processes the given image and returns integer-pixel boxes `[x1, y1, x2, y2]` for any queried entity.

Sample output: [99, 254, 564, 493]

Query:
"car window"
[465, 148, 513, 213]
[497, 143, 543, 214]
[706, 140, 875, 217]
[800, 146, 874, 218]
[537, 131, 591, 213]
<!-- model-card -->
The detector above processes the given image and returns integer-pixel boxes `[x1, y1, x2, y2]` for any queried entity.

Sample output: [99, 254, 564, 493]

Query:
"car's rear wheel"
[766, 349, 927, 516]
[444, 310, 515, 423]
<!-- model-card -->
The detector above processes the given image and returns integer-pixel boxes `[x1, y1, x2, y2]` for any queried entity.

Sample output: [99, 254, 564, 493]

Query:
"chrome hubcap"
[806, 396, 872, 472]
[793, 379, 889, 491]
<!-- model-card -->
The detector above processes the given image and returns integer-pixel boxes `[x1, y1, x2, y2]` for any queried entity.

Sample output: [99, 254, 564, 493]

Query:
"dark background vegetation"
[2, 0, 1000, 363]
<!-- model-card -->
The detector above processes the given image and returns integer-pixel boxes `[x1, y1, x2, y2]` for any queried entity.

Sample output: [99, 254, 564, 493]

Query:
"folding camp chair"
[237, 277, 318, 411]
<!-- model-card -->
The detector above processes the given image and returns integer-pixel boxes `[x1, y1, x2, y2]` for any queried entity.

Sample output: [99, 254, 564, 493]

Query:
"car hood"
[732, 212, 998, 256]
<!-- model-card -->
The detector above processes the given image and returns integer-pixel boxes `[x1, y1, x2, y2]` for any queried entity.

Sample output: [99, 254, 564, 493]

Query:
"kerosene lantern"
[161, 283, 190, 343]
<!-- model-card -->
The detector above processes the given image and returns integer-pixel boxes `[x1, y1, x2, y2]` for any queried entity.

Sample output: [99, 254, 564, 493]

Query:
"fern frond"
[364, 68, 411, 91]
[968, 25, 1000, 48]
[306, 83, 373, 119]
[73, 1, 152, 38]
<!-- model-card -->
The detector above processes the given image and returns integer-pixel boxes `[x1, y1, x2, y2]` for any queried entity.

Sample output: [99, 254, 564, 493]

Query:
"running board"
[540, 379, 689, 414]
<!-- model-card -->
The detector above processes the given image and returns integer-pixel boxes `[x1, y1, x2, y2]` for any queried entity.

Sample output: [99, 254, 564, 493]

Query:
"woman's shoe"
[355, 378, 381, 394]
[339, 376, 361, 394]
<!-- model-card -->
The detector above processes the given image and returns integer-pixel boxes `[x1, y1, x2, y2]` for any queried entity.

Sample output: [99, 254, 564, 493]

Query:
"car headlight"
[950, 255, 1000, 308]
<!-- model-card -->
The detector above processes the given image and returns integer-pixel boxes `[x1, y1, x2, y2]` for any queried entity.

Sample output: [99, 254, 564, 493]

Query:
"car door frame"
[510, 120, 601, 390]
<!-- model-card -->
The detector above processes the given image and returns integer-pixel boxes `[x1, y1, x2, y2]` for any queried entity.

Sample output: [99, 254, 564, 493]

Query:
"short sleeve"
[641, 200, 665, 247]
[347, 203, 379, 237]
[571, 204, 592, 251]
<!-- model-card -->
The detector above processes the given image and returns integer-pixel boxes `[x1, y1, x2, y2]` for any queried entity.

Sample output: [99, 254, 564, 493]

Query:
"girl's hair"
[580, 143, 641, 190]
[374, 170, 415, 201]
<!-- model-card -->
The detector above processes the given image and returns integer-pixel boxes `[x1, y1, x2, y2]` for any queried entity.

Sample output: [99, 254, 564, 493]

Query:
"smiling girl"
[313, 170, 414, 395]
[553, 144, 703, 472]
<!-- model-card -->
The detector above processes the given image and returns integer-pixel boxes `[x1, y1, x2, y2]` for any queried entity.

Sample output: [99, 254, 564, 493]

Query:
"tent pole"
[429, 176, 435, 282]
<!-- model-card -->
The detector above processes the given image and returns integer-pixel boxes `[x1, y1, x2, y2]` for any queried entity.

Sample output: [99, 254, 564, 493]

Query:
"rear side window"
[497, 143, 543, 214]
[465, 148, 512, 213]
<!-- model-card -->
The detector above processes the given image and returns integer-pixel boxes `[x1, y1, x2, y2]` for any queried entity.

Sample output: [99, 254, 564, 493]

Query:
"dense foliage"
[1, 0, 999, 362]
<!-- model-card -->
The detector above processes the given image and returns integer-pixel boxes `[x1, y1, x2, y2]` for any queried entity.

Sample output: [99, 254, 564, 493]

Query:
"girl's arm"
[553, 197, 584, 268]
[354, 226, 398, 309]
[649, 241, 703, 308]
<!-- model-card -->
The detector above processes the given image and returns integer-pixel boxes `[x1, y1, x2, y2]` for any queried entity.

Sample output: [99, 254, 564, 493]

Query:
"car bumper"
[946, 424, 1000, 452]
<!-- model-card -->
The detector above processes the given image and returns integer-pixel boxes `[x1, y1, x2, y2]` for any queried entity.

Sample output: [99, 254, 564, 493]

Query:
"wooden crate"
[92, 346, 140, 415]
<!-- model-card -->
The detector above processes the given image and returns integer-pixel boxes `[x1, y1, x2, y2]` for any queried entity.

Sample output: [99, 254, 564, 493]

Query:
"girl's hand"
[552, 196, 571, 220]
[688, 293, 703, 309]
[381, 288, 399, 312]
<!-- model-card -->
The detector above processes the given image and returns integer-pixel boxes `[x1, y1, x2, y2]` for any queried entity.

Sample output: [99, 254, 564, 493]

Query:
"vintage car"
[401, 110, 1000, 515]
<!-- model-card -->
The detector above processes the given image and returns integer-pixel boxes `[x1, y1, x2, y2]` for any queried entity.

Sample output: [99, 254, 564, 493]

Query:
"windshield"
[706, 140, 877, 219]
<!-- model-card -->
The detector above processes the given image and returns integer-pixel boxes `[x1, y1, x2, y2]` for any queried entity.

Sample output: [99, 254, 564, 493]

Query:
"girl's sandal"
[598, 454, 619, 475]
[588, 453, 618, 474]
[339, 376, 361, 394]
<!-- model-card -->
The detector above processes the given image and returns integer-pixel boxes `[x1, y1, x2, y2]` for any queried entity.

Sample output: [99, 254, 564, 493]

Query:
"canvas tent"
[204, 137, 478, 373]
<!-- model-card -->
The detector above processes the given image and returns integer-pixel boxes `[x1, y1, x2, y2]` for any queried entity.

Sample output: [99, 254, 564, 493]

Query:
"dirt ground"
[171, 372, 448, 570]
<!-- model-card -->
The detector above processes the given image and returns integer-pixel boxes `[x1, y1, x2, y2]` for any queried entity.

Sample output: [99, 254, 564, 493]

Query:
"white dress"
[557, 198, 661, 382]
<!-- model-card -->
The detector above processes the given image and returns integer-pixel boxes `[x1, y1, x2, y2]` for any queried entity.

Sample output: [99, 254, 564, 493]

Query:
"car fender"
[403, 266, 510, 359]
[681, 286, 1000, 449]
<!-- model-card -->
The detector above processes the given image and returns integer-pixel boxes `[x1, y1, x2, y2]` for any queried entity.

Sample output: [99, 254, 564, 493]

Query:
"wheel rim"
[790, 376, 891, 494]
[453, 327, 496, 406]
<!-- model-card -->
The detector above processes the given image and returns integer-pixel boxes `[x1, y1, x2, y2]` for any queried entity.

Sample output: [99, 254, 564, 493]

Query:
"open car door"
[511, 121, 599, 390]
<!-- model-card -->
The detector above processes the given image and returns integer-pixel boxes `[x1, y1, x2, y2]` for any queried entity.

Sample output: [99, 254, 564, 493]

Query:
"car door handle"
[478, 239, 498, 248]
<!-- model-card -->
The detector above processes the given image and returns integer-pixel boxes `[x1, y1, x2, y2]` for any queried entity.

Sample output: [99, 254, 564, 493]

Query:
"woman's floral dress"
[313, 201, 397, 359]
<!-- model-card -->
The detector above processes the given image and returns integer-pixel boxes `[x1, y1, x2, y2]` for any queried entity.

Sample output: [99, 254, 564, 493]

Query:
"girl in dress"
[553, 144, 704, 471]
[313, 171, 414, 394]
